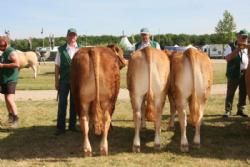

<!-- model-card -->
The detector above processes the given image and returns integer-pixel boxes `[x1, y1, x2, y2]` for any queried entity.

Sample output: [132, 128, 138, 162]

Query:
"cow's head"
[107, 44, 127, 69]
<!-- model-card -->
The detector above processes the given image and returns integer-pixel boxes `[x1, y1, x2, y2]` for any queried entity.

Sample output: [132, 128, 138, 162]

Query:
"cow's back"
[127, 47, 170, 96]
[71, 47, 121, 106]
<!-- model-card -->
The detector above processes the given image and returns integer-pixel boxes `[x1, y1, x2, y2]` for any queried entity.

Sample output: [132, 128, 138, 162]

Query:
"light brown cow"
[167, 48, 213, 152]
[17, 50, 39, 79]
[71, 45, 126, 156]
[0, 50, 39, 79]
[127, 46, 170, 152]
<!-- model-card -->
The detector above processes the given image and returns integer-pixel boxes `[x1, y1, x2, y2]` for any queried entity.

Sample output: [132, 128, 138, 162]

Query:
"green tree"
[215, 10, 237, 44]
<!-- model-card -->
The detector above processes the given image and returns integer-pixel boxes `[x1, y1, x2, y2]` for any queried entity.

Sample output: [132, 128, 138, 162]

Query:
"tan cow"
[71, 45, 126, 156]
[0, 50, 39, 79]
[127, 46, 170, 152]
[167, 48, 213, 152]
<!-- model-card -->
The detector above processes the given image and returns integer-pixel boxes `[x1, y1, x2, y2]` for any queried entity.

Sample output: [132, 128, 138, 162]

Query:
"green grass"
[17, 63, 55, 90]
[17, 60, 227, 90]
[0, 96, 250, 166]
[212, 60, 227, 84]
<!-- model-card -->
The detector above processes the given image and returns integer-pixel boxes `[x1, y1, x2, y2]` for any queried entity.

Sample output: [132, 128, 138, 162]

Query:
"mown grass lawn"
[17, 59, 227, 90]
[0, 95, 250, 167]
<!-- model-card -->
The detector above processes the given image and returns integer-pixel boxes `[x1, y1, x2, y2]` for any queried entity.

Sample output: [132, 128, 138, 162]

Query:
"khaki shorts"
[1, 82, 17, 94]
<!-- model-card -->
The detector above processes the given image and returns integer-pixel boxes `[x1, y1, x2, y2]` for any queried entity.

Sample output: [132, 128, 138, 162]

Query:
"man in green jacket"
[54, 28, 79, 135]
[135, 27, 161, 50]
[0, 36, 20, 126]
[223, 29, 249, 118]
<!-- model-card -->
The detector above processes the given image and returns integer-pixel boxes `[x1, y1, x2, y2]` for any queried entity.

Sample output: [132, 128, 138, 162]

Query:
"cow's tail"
[90, 48, 103, 135]
[144, 47, 155, 122]
[185, 48, 200, 126]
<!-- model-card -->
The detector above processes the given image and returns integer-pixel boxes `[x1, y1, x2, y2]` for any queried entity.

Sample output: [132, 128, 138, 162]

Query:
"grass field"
[0, 95, 250, 167]
[17, 59, 227, 90]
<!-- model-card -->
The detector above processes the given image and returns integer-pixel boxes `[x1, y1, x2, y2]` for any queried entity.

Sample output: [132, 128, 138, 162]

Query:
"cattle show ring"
[0, 55, 250, 167]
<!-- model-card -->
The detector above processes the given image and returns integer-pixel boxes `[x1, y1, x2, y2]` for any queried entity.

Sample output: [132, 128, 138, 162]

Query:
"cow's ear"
[107, 44, 127, 69]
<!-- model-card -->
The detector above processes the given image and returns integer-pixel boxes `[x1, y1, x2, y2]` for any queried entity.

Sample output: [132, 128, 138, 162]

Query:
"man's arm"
[55, 65, 60, 90]
[54, 51, 60, 90]
[0, 51, 19, 68]
[224, 46, 241, 62]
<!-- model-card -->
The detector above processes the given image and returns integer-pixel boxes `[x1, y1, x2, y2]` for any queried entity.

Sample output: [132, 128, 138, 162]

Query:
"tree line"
[10, 32, 236, 51]
[10, 10, 240, 51]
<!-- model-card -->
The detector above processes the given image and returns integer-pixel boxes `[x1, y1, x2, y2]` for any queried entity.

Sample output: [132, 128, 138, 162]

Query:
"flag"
[41, 28, 43, 35]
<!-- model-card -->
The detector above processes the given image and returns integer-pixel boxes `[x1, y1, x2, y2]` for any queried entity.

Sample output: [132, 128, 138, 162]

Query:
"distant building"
[164, 44, 196, 52]
[202, 44, 224, 59]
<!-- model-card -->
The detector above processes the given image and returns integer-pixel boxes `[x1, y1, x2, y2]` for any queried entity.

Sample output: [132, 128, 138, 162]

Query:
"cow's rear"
[167, 48, 213, 152]
[71, 45, 125, 156]
[127, 47, 170, 152]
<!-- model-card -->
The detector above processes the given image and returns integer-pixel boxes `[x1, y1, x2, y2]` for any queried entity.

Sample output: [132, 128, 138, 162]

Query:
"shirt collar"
[66, 43, 78, 49]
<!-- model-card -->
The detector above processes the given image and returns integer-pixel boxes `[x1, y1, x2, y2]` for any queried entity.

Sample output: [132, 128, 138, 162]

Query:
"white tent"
[119, 36, 134, 50]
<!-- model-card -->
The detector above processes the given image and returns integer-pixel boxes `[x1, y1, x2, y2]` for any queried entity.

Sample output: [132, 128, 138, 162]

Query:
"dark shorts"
[0, 82, 17, 94]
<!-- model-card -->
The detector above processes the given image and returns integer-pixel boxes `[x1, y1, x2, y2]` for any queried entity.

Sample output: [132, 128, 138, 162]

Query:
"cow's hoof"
[100, 148, 108, 156]
[132, 145, 140, 153]
[154, 144, 161, 151]
[193, 143, 201, 149]
[84, 150, 92, 157]
[180, 144, 189, 152]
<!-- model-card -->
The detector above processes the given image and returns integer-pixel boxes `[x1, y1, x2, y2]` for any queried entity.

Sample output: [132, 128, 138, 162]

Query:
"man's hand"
[0, 63, 3, 68]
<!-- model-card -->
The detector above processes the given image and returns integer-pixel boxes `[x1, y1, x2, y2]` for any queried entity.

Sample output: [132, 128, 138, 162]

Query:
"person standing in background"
[0, 36, 20, 127]
[223, 29, 249, 118]
[54, 28, 79, 135]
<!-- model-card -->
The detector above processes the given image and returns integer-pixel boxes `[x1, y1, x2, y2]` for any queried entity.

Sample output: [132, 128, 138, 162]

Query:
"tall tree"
[215, 10, 237, 44]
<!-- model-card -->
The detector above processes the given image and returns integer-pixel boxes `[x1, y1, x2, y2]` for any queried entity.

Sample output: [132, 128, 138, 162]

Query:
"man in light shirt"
[135, 27, 161, 50]
[54, 28, 79, 135]
[223, 29, 249, 118]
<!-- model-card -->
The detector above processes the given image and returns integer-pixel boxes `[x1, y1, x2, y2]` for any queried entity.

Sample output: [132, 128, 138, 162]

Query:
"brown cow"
[71, 45, 126, 156]
[167, 48, 213, 152]
[127, 46, 170, 152]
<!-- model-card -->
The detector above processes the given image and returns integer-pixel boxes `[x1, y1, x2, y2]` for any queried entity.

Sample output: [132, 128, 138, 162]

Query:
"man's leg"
[69, 90, 77, 131]
[237, 73, 248, 117]
[224, 79, 238, 117]
[56, 83, 69, 134]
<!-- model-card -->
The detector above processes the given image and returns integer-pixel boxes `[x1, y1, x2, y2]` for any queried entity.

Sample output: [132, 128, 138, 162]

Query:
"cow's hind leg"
[100, 103, 111, 156]
[80, 103, 92, 157]
[131, 94, 143, 153]
[177, 105, 189, 152]
[31, 65, 37, 79]
[193, 104, 204, 149]
[167, 94, 176, 131]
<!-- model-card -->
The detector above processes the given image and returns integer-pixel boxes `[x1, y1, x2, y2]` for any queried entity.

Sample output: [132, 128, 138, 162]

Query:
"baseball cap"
[67, 28, 77, 35]
[238, 29, 248, 37]
[140, 27, 150, 35]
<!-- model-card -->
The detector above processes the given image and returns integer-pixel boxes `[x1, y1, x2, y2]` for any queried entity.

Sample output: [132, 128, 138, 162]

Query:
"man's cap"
[140, 27, 150, 35]
[238, 29, 248, 37]
[67, 28, 77, 35]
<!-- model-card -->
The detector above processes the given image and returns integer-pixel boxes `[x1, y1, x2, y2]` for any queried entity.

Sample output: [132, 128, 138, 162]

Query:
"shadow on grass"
[164, 116, 250, 160]
[0, 116, 249, 160]
[0, 123, 156, 159]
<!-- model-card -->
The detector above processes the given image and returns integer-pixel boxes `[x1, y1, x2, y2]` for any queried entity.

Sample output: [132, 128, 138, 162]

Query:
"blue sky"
[1, 0, 250, 39]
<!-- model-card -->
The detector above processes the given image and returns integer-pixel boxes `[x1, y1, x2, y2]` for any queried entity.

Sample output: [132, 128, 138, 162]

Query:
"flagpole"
[41, 28, 44, 48]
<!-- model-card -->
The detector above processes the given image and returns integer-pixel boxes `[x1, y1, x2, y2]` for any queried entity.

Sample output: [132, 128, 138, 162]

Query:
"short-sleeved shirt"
[136, 41, 161, 50]
[54, 43, 78, 66]
[224, 45, 248, 70]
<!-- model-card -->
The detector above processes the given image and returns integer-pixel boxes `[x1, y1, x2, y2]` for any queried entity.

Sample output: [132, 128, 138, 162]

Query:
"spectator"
[135, 27, 161, 50]
[0, 36, 20, 127]
[54, 28, 79, 135]
[223, 29, 249, 118]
